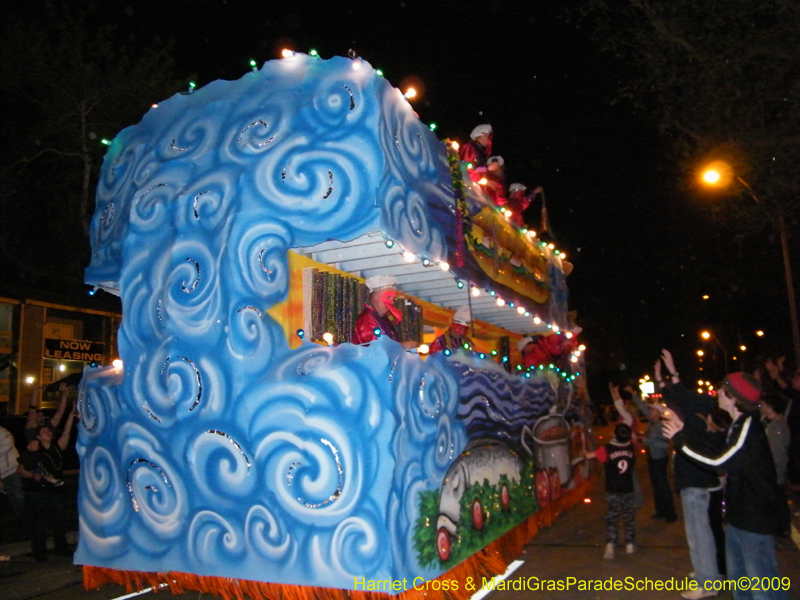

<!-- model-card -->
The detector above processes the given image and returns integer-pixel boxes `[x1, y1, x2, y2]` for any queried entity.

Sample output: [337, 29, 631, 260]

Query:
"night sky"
[4, 0, 796, 400]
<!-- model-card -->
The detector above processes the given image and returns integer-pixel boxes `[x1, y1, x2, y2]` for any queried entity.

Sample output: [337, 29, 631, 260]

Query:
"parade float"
[78, 52, 592, 599]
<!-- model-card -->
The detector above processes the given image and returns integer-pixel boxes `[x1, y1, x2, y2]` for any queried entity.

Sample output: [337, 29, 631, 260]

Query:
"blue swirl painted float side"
[79, 55, 564, 590]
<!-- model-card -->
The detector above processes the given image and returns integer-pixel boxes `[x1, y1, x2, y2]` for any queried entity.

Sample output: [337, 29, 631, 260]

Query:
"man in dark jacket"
[656, 352, 724, 598]
[664, 372, 787, 600]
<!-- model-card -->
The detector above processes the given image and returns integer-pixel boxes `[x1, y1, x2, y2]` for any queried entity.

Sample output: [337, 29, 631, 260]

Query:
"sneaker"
[603, 543, 614, 560]
[625, 543, 635, 554]
[680, 588, 717, 599]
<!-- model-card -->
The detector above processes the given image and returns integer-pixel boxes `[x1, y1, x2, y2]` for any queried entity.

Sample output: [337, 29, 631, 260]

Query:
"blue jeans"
[680, 487, 720, 587]
[725, 524, 786, 600]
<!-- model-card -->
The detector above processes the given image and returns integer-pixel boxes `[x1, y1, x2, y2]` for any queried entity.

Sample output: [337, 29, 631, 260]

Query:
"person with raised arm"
[24, 382, 68, 442]
[17, 404, 77, 561]
[663, 371, 786, 600]
[656, 350, 724, 599]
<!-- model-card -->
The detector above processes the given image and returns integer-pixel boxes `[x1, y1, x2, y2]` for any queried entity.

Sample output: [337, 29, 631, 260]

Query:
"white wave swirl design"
[245, 504, 293, 562]
[188, 510, 246, 566]
[189, 429, 254, 499]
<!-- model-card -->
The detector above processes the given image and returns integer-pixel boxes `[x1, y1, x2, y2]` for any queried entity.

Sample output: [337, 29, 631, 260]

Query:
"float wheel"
[500, 484, 510, 511]
[436, 528, 451, 562]
[549, 467, 562, 502]
[471, 498, 484, 530]
[535, 469, 550, 508]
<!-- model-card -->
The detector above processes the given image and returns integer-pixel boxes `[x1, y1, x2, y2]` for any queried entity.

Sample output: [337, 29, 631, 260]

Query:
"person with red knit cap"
[663, 371, 787, 600]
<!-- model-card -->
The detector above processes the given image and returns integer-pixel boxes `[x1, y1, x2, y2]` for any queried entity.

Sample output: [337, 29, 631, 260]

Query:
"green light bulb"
[310, 49, 318, 56]
[101, 139, 111, 145]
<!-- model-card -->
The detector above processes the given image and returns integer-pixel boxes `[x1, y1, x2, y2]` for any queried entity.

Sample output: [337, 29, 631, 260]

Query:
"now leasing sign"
[44, 338, 105, 362]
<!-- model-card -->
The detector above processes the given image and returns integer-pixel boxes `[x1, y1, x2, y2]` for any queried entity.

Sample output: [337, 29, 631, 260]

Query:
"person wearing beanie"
[352, 275, 416, 348]
[429, 305, 474, 354]
[663, 371, 787, 600]
[585, 423, 637, 560]
[458, 124, 499, 183]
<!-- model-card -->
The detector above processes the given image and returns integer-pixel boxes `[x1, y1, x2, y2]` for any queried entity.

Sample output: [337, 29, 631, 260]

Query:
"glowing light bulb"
[496, 298, 505, 306]
[548, 243, 555, 250]
[517, 307, 525, 315]
[281, 49, 294, 58]
[489, 290, 496, 296]
[697, 350, 705, 356]
[59, 364, 66, 372]
[403, 251, 415, 262]
[352, 60, 362, 71]
[703, 170, 720, 184]
[385, 239, 394, 248]
[533, 316, 542, 325]
[740, 345, 746, 351]
[429, 123, 437, 131]
[310, 49, 318, 56]
[376, 69, 384, 77]
[151, 103, 158, 108]
[560, 252, 567, 259]
[373, 327, 382, 337]
[552, 325, 560, 332]
[451, 141, 460, 151]
[25, 376, 35, 384]
[322, 332, 334, 344]
[112, 359, 123, 369]
[578, 344, 586, 351]
[571, 356, 578, 363]
[418, 344, 429, 354]
[565, 331, 573, 339]
[404, 87, 416, 98]
[422, 258, 430, 267]
[249, 59, 257, 70]
[528, 230, 537, 238]
[503, 210, 512, 220]
[439, 262, 450, 271]
[478, 178, 488, 185]
[101, 139, 111, 145]
[471, 287, 480, 297]
[756, 330, 764, 336]
[296, 329, 305, 339]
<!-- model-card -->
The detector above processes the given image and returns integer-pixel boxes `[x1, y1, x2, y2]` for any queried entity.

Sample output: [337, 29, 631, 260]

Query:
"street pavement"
[2, 427, 799, 600]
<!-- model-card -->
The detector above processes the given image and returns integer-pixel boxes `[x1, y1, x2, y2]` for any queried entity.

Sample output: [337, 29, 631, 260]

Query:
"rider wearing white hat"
[353, 275, 416, 348]
[429, 305, 474, 354]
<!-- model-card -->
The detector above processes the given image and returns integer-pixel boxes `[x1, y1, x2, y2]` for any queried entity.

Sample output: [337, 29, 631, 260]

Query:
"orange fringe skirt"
[85, 478, 591, 600]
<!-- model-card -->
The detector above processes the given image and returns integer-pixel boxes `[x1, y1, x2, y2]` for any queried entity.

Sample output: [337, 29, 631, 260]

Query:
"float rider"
[429, 305, 474, 354]
[352, 275, 416, 348]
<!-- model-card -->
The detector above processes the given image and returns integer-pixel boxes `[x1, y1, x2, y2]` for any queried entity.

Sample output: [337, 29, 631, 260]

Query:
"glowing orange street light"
[701, 331, 711, 340]
[699, 160, 799, 365]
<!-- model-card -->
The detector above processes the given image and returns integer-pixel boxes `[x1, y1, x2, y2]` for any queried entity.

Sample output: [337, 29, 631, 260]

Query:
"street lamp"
[700, 161, 800, 366]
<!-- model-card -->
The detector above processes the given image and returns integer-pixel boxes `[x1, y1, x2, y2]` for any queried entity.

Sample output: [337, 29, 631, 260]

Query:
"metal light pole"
[701, 165, 800, 366]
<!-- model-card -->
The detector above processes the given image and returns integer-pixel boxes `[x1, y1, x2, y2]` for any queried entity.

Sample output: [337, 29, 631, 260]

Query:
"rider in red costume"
[459, 124, 500, 183]
[429, 305, 474, 354]
[353, 275, 417, 348]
